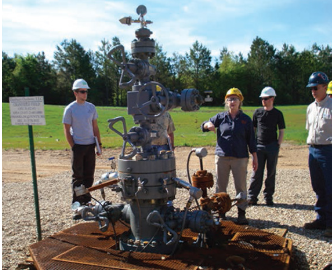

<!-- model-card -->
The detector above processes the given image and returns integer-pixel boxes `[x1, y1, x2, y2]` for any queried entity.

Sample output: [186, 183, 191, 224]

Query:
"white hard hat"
[72, 79, 90, 90]
[259, 87, 276, 97]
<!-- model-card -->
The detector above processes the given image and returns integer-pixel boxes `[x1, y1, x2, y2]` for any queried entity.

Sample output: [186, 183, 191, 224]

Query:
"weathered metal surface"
[29, 221, 292, 270]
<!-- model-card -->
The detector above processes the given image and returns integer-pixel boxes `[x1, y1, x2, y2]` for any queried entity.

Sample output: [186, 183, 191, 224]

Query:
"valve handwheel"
[136, 81, 169, 118]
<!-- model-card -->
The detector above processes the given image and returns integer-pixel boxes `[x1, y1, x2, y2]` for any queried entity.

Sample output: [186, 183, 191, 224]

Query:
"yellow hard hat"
[225, 88, 244, 102]
[327, 81, 332, 95]
[156, 85, 162, 92]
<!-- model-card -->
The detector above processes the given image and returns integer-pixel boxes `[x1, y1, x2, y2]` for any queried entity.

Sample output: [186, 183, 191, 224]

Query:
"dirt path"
[2, 144, 308, 183]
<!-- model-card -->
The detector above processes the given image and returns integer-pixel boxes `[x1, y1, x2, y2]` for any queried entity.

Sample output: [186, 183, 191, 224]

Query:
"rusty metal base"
[29, 221, 292, 270]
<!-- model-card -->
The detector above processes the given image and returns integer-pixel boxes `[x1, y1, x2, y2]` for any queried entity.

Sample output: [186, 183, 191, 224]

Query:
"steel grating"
[29, 237, 110, 270]
[230, 231, 288, 253]
[29, 221, 293, 270]
[53, 246, 197, 270]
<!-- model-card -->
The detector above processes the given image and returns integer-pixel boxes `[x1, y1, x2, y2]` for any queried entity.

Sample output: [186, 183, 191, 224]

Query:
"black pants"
[248, 142, 280, 202]
[71, 144, 96, 204]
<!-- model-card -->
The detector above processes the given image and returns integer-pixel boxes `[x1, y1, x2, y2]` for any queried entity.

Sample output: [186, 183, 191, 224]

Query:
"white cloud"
[2, 0, 135, 58]
[2, 0, 331, 61]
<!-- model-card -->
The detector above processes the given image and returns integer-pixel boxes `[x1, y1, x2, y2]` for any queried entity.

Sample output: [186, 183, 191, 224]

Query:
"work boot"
[220, 213, 227, 220]
[248, 199, 257, 206]
[303, 220, 326, 230]
[266, 200, 274, 206]
[324, 227, 332, 237]
[236, 208, 248, 225]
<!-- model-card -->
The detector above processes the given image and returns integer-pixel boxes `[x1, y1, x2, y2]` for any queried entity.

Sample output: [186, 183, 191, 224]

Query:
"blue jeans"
[248, 142, 280, 202]
[308, 145, 332, 227]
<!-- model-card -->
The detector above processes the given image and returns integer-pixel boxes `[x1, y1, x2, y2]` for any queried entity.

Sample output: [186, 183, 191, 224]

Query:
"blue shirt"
[201, 110, 257, 158]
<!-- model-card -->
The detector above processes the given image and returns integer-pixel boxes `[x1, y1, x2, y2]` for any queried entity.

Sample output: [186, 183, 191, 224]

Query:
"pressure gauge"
[136, 5, 147, 16]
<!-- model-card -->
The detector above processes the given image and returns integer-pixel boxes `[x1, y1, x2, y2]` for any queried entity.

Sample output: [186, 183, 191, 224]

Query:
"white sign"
[9, 96, 46, 125]
[205, 95, 213, 102]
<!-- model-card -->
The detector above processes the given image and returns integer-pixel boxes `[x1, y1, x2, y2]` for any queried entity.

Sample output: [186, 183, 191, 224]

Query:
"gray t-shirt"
[62, 101, 98, 145]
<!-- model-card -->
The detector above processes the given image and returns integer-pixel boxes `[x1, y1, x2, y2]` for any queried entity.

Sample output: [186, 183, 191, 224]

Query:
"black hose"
[186, 150, 195, 184]
[185, 150, 201, 209]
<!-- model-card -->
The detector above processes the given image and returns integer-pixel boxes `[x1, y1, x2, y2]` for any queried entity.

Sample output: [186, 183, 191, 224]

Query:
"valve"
[107, 45, 137, 88]
[108, 116, 138, 159]
[136, 81, 169, 118]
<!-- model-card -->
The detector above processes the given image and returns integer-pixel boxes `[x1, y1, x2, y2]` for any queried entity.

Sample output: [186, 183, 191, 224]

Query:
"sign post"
[9, 88, 45, 241]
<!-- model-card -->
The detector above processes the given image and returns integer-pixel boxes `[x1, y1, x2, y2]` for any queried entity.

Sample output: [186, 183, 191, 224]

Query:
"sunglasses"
[310, 87, 318, 91]
[261, 97, 272, 101]
[77, 90, 88, 94]
[226, 97, 239, 102]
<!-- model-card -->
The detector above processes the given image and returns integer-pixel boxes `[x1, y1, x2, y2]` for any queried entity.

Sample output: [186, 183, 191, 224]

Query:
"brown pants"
[215, 156, 249, 210]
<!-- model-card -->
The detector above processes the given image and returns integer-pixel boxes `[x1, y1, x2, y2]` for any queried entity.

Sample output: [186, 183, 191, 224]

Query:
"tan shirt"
[306, 95, 332, 145]
[150, 112, 175, 145]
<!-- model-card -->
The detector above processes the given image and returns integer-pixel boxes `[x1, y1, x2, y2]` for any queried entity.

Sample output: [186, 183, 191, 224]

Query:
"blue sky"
[2, 0, 332, 61]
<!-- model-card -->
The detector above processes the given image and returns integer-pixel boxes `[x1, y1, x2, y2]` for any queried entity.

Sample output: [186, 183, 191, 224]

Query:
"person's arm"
[248, 116, 258, 171]
[203, 121, 216, 133]
[63, 124, 74, 148]
[278, 129, 284, 146]
[92, 119, 102, 155]
[251, 152, 258, 171]
[168, 132, 175, 150]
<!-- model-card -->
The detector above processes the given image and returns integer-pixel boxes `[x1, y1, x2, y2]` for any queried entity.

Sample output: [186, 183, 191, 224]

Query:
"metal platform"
[29, 221, 292, 270]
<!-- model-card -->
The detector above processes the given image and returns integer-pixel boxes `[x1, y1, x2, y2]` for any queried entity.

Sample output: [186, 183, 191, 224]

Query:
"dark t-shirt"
[253, 107, 286, 145]
[201, 111, 257, 158]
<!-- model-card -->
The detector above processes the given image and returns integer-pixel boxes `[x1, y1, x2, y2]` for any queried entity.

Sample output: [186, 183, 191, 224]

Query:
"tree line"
[2, 36, 332, 106]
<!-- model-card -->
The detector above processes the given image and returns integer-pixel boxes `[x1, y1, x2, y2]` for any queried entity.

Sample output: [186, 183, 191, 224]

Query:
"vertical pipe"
[199, 158, 203, 171]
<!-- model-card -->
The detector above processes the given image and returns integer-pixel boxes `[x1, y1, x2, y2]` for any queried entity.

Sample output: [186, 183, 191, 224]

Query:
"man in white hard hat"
[62, 79, 102, 217]
[248, 87, 285, 206]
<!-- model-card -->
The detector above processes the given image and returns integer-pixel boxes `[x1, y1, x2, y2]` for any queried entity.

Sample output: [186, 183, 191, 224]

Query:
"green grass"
[2, 103, 308, 150]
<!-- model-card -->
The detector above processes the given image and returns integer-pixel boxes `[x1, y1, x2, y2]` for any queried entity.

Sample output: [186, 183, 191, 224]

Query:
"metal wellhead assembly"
[28, 5, 293, 270]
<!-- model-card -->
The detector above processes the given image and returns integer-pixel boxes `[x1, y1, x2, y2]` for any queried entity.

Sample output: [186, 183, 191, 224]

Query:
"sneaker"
[266, 200, 274, 206]
[248, 200, 257, 206]
[304, 220, 326, 230]
[324, 227, 332, 237]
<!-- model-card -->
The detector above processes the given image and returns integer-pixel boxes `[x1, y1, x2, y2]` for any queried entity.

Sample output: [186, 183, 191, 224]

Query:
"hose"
[186, 149, 195, 184]
[185, 149, 201, 209]
[146, 210, 178, 246]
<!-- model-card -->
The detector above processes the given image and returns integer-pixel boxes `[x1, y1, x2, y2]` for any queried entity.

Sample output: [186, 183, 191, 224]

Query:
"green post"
[25, 87, 42, 241]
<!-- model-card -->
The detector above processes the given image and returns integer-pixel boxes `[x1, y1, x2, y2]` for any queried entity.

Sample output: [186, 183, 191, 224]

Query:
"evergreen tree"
[53, 39, 96, 104]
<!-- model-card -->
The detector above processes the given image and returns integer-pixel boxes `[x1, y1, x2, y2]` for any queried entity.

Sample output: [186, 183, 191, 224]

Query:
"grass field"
[2, 103, 308, 150]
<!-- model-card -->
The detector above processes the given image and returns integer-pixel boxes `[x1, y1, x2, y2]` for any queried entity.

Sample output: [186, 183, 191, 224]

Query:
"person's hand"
[252, 153, 258, 171]
[205, 122, 216, 133]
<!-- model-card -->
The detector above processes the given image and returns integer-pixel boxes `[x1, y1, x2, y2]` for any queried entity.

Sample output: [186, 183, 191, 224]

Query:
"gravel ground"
[2, 165, 332, 269]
